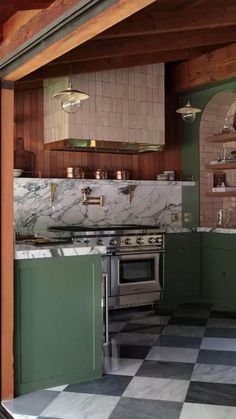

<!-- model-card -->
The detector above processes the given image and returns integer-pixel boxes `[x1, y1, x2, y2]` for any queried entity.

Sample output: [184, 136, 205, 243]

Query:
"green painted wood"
[164, 233, 200, 303]
[201, 246, 236, 308]
[201, 232, 236, 251]
[14, 255, 102, 395]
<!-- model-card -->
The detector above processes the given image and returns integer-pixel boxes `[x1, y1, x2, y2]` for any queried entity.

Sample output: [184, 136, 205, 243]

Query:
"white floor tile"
[123, 376, 189, 402]
[192, 363, 236, 384]
[146, 346, 199, 363]
[103, 357, 143, 376]
[201, 337, 236, 351]
[41, 392, 119, 419]
[180, 402, 236, 419]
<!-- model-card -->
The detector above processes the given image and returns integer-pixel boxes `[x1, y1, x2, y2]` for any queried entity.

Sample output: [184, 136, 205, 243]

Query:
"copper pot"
[115, 170, 129, 180]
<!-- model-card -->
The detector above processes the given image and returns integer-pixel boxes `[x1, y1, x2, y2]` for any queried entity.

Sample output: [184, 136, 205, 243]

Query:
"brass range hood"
[44, 139, 165, 154]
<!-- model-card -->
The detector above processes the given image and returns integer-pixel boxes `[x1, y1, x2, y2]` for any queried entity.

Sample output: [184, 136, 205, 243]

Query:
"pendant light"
[53, 82, 89, 113]
[176, 101, 202, 123]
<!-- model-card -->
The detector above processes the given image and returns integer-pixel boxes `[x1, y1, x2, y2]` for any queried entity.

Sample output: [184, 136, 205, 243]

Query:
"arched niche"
[199, 91, 236, 227]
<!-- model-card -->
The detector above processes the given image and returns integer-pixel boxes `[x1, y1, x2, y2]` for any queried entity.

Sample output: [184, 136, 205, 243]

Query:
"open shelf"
[205, 163, 236, 170]
[205, 133, 236, 143]
[206, 191, 236, 197]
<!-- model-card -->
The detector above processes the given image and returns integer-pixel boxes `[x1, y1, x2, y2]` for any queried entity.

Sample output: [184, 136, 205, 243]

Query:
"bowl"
[13, 169, 23, 177]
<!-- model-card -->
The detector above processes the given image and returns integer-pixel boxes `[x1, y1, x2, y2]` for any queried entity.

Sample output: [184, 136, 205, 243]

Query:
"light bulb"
[61, 95, 81, 113]
[181, 111, 196, 123]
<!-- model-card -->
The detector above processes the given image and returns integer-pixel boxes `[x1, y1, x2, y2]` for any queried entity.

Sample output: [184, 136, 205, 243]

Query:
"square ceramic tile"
[168, 317, 207, 327]
[210, 311, 236, 319]
[112, 332, 159, 346]
[136, 360, 194, 380]
[123, 376, 189, 402]
[130, 315, 170, 326]
[64, 375, 132, 396]
[201, 337, 236, 351]
[108, 344, 151, 359]
[162, 325, 205, 338]
[174, 309, 210, 319]
[40, 392, 119, 419]
[146, 346, 199, 363]
[3, 390, 60, 416]
[207, 318, 236, 328]
[121, 323, 163, 334]
[180, 403, 236, 419]
[186, 381, 236, 407]
[109, 397, 182, 419]
[197, 349, 236, 366]
[192, 363, 236, 384]
[155, 335, 202, 349]
[205, 327, 236, 339]
[103, 357, 143, 376]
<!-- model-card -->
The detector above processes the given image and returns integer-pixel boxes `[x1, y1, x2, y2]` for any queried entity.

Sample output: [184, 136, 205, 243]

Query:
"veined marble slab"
[14, 178, 186, 235]
[15, 244, 106, 260]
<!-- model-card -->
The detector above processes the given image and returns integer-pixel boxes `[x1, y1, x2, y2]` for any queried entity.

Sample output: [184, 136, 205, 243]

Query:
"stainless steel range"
[49, 224, 165, 310]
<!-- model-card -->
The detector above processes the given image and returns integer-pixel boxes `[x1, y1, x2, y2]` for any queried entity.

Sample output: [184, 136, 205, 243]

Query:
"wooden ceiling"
[2, 0, 236, 85]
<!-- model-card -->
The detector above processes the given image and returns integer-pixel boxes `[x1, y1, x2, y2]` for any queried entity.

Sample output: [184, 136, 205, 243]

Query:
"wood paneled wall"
[14, 82, 181, 179]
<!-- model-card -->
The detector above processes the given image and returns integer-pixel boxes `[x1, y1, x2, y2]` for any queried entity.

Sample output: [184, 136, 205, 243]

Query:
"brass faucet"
[81, 187, 104, 206]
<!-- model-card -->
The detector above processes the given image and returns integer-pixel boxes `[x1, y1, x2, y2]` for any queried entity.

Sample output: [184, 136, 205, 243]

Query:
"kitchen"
[2, 0, 236, 418]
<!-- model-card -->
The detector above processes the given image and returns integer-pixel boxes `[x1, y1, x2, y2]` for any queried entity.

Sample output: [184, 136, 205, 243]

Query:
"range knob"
[148, 237, 157, 244]
[136, 237, 144, 245]
[97, 239, 104, 246]
[125, 238, 133, 245]
[110, 238, 118, 246]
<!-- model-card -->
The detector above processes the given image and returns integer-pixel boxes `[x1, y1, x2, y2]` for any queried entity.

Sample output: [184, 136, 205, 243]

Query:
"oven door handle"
[113, 250, 165, 256]
[103, 273, 109, 346]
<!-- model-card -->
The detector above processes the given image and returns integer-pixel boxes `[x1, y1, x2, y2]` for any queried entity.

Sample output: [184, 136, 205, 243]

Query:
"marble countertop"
[15, 243, 107, 260]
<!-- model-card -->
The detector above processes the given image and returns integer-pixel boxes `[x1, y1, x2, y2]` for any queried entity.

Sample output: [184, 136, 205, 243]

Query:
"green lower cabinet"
[14, 255, 102, 395]
[201, 234, 236, 308]
[164, 233, 200, 304]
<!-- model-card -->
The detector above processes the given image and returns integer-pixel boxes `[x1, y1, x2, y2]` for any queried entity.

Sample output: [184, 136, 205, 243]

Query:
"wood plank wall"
[14, 82, 181, 179]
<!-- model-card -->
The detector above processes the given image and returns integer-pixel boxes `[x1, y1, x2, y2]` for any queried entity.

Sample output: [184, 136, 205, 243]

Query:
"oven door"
[110, 251, 163, 297]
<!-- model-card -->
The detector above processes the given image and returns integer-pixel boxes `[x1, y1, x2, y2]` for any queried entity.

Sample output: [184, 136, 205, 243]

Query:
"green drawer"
[165, 232, 200, 249]
[201, 232, 236, 251]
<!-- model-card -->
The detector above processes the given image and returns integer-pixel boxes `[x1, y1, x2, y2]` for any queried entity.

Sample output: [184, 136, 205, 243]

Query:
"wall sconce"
[53, 83, 89, 113]
[176, 101, 202, 123]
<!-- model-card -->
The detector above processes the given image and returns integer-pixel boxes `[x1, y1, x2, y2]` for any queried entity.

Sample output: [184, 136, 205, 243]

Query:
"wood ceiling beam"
[171, 42, 236, 92]
[3, 10, 41, 39]
[51, 27, 236, 64]
[97, 6, 236, 39]
[21, 47, 209, 82]
[0, 0, 158, 81]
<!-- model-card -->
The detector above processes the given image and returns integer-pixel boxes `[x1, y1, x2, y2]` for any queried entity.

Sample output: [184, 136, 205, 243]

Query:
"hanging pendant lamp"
[53, 83, 89, 113]
[176, 101, 202, 123]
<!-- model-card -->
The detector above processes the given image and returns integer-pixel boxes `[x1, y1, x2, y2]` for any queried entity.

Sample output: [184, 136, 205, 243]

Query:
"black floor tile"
[155, 307, 176, 315]
[136, 360, 194, 380]
[155, 335, 202, 349]
[109, 397, 183, 419]
[197, 349, 236, 366]
[210, 310, 236, 319]
[64, 375, 132, 396]
[168, 317, 207, 327]
[205, 327, 236, 339]
[108, 344, 151, 359]
[186, 381, 236, 406]
[121, 323, 163, 334]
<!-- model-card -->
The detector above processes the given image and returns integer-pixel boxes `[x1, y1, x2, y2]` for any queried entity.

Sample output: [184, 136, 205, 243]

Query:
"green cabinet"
[14, 255, 102, 395]
[201, 233, 236, 308]
[164, 233, 200, 303]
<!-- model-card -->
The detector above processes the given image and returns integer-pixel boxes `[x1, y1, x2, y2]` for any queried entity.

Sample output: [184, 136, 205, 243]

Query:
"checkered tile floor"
[4, 303, 236, 418]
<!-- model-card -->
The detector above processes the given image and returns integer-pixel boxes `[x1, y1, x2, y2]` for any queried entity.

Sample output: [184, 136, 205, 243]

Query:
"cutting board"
[14, 137, 35, 172]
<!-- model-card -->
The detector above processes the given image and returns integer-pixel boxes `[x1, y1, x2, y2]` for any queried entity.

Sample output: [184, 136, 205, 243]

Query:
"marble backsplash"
[14, 179, 187, 235]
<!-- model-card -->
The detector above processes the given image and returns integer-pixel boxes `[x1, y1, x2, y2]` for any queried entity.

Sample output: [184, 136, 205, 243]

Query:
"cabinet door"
[164, 247, 200, 303]
[201, 247, 236, 307]
[14, 255, 102, 395]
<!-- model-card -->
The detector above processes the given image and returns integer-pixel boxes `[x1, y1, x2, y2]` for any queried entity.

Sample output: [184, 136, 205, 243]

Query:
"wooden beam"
[21, 48, 207, 81]
[0, 0, 158, 81]
[50, 27, 236, 64]
[172, 42, 236, 92]
[3, 10, 41, 39]
[1, 80, 14, 400]
[98, 5, 236, 38]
